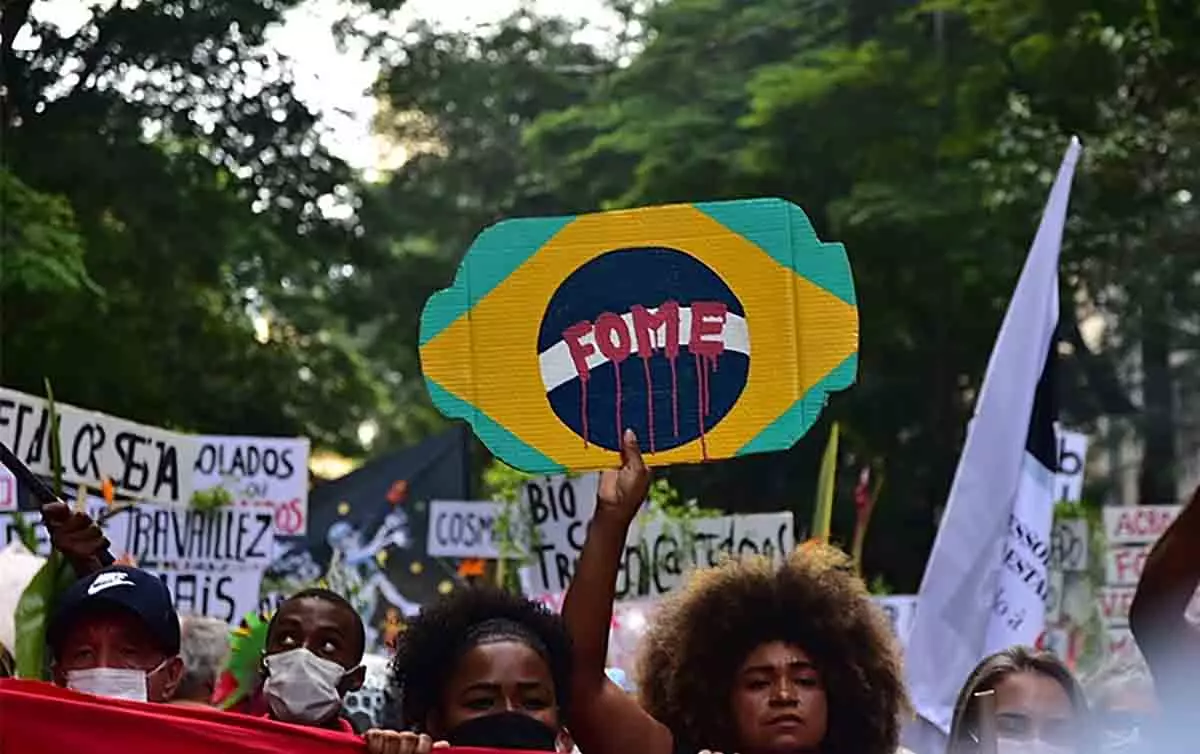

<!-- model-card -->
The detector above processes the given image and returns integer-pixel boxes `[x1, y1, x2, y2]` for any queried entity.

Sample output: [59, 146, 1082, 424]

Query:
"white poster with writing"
[522, 508, 795, 599]
[874, 595, 918, 649]
[0, 465, 14, 512]
[427, 500, 509, 559]
[1105, 544, 1150, 587]
[1098, 585, 1135, 628]
[1054, 427, 1088, 503]
[1049, 518, 1088, 572]
[1103, 505, 1181, 546]
[1, 499, 270, 625]
[0, 389, 311, 535]
[194, 436, 310, 535]
[0, 388, 199, 506]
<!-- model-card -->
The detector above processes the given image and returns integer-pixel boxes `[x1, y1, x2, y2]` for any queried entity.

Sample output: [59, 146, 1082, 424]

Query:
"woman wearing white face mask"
[946, 646, 1092, 754]
[47, 565, 185, 704]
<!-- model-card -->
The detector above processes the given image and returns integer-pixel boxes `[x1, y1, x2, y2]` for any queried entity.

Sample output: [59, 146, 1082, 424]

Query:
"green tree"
[2, 0, 386, 451]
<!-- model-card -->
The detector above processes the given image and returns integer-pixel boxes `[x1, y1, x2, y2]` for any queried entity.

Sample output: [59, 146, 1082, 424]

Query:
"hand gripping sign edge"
[418, 198, 860, 473]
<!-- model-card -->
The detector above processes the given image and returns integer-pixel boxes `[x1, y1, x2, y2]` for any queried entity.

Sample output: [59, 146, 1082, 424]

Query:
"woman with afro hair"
[385, 583, 576, 752]
[563, 430, 908, 754]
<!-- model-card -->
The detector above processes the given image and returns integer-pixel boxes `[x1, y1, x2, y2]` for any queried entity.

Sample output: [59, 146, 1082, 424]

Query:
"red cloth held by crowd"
[0, 679, 511, 754]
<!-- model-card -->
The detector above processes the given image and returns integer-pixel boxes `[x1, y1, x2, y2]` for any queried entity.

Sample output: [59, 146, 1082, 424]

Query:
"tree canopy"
[4, 0, 1198, 588]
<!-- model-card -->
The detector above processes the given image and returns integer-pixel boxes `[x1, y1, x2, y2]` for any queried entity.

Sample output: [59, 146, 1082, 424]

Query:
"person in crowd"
[170, 615, 231, 707]
[260, 587, 367, 732]
[563, 429, 907, 754]
[946, 646, 1089, 754]
[1128, 482, 1199, 737]
[384, 583, 574, 753]
[1084, 652, 1157, 753]
[47, 565, 184, 703]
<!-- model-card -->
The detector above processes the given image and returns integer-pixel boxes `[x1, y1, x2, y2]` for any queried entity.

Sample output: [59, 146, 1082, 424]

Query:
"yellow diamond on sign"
[420, 198, 858, 473]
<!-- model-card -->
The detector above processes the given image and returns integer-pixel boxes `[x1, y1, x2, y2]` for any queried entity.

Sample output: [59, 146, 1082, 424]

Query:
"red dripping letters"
[560, 301, 731, 457]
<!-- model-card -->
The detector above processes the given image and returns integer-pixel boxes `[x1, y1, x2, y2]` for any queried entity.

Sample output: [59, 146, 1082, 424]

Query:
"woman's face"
[729, 641, 828, 754]
[990, 671, 1081, 752]
[433, 640, 560, 735]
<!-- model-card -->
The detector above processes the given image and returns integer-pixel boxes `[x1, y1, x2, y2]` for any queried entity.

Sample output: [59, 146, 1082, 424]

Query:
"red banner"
[0, 679, 509, 754]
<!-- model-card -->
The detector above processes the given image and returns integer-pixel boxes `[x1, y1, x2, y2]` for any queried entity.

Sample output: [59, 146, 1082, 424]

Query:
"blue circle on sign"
[537, 247, 750, 453]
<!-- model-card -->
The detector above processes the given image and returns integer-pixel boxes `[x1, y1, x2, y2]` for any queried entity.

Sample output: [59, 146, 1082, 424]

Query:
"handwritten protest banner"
[195, 436, 310, 535]
[1049, 518, 1088, 572]
[0, 387, 199, 506]
[0, 499, 269, 625]
[426, 500, 509, 559]
[1103, 504, 1180, 545]
[0, 388, 311, 534]
[1105, 543, 1150, 586]
[520, 478, 794, 600]
[1098, 585, 1135, 628]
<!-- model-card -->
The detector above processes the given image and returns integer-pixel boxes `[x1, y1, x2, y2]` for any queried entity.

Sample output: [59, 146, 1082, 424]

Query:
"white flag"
[902, 137, 1082, 753]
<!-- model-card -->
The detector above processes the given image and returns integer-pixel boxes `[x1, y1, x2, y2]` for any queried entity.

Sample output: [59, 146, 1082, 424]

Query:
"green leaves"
[13, 382, 73, 680]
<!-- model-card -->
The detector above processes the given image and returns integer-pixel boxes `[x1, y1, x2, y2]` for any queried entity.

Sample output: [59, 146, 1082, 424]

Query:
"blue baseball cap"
[48, 566, 181, 657]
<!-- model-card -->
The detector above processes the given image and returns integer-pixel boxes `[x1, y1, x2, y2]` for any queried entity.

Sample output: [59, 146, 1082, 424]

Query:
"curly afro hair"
[389, 585, 573, 730]
[637, 542, 907, 754]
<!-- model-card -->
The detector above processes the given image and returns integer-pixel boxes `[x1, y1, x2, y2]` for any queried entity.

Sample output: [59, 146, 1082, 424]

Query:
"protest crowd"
[2, 414, 1198, 754]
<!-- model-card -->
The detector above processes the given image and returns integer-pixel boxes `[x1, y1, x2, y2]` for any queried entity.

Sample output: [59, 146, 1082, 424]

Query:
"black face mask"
[445, 711, 559, 751]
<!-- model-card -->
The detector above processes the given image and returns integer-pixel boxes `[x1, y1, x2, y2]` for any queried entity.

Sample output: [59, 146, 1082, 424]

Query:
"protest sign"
[1049, 518, 1088, 572]
[112, 505, 275, 569]
[1044, 569, 1064, 624]
[148, 567, 264, 624]
[1105, 544, 1150, 587]
[521, 473, 599, 579]
[1103, 505, 1180, 546]
[873, 595, 918, 648]
[0, 387, 199, 506]
[1098, 585, 1135, 628]
[0, 388, 311, 534]
[1105, 628, 1137, 657]
[420, 198, 858, 473]
[1054, 428, 1088, 503]
[0, 500, 268, 625]
[426, 500, 510, 558]
[195, 436, 310, 535]
[0, 464, 15, 512]
[522, 494, 794, 600]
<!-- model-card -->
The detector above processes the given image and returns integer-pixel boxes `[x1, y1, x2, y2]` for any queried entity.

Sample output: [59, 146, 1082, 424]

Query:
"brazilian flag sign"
[419, 198, 859, 473]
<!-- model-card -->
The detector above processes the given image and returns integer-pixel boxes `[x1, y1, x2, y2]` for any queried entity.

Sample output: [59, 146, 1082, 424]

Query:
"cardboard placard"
[419, 199, 859, 472]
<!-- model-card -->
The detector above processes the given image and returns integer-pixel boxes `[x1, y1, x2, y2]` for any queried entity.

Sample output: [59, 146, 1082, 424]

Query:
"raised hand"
[363, 729, 448, 754]
[41, 501, 109, 577]
[595, 429, 651, 525]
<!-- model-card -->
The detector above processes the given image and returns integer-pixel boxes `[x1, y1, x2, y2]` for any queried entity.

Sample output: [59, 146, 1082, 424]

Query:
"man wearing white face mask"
[260, 588, 368, 733]
[48, 565, 185, 704]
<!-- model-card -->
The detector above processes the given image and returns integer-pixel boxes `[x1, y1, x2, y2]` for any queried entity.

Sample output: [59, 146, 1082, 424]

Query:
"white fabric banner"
[903, 137, 1081, 754]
